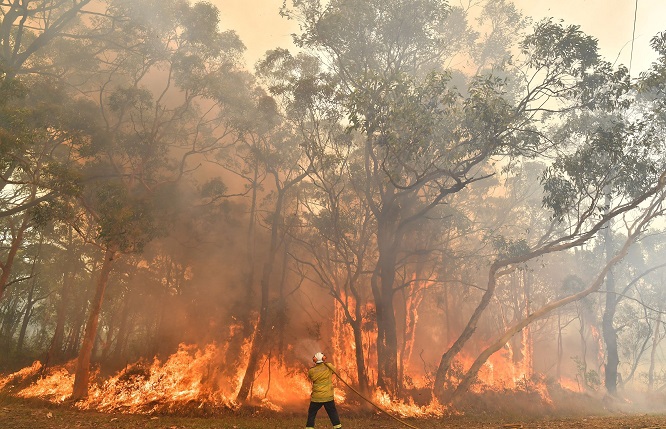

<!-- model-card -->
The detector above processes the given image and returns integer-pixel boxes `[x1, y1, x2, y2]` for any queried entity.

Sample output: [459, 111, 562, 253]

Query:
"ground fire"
[0, 327, 583, 417]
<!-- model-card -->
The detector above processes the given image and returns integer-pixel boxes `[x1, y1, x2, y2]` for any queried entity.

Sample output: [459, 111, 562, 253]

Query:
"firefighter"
[306, 352, 342, 429]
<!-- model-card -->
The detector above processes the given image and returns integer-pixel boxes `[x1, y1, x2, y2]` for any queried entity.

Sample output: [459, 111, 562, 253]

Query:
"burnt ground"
[2, 395, 666, 429]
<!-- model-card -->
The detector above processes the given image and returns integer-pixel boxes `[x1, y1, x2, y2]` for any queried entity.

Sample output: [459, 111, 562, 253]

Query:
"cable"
[323, 363, 421, 429]
[629, 0, 638, 76]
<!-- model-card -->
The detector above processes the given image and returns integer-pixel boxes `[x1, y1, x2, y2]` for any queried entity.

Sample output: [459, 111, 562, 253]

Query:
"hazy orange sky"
[211, 0, 665, 76]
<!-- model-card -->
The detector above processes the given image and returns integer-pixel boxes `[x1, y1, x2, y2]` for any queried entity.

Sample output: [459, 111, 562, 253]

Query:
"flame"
[0, 361, 42, 391]
[0, 342, 318, 414]
[373, 389, 446, 417]
[332, 297, 377, 387]
[81, 343, 235, 413]
[589, 325, 605, 368]
[0, 299, 559, 416]
[449, 345, 551, 404]
[333, 298, 358, 385]
[17, 366, 74, 403]
[559, 377, 583, 393]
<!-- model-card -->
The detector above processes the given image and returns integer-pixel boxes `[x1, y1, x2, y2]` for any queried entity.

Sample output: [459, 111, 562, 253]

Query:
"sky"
[211, 0, 665, 76]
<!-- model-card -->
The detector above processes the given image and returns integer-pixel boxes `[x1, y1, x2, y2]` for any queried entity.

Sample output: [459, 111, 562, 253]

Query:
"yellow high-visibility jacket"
[308, 362, 336, 402]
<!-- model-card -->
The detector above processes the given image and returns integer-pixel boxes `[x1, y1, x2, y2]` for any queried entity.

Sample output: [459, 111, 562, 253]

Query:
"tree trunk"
[226, 160, 259, 374]
[16, 242, 41, 354]
[602, 200, 619, 395]
[375, 244, 399, 396]
[400, 270, 426, 388]
[0, 212, 30, 301]
[15, 279, 36, 354]
[448, 221, 639, 404]
[236, 189, 284, 403]
[602, 284, 619, 395]
[522, 270, 533, 378]
[235, 258, 274, 402]
[277, 234, 290, 363]
[433, 262, 500, 401]
[648, 310, 662, 391]
[45, 228, 76, 367]
[576, 303, 590, 389]
[71, 247, 116, 401]
[67, 266, 99, 359]
[351, 314, 370, 396]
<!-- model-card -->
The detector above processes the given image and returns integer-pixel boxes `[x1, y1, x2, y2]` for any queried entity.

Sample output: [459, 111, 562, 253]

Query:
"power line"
[629, 0, 638, 76]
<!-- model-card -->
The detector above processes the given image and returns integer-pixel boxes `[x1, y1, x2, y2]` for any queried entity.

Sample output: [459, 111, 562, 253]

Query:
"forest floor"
[2, 394, 666, 429]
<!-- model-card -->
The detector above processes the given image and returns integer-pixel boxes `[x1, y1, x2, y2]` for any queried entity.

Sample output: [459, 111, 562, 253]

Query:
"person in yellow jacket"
[306, 352, 342, 429]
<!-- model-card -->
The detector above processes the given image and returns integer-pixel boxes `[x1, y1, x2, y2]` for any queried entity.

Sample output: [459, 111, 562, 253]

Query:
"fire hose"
[323, 363, 421, 429]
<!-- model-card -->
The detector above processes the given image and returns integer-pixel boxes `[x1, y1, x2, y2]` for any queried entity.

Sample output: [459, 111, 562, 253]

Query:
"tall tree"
[68, 0, 247, 399]
[233, 97, 310, 403]
[256, 47, 376, 396]
[282, 0, 505, 395]
[430, 17, 634, 400]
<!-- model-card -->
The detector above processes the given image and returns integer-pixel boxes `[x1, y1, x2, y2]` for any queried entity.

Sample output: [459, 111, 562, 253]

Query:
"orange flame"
[1, 342, 318, 413]
[374, 389, 446, 417]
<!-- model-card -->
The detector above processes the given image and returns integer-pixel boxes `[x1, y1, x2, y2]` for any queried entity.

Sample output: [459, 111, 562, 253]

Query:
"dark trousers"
[306, 400, 340, 427]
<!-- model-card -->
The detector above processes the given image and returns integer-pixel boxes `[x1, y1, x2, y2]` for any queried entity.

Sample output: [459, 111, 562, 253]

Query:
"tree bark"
[648, 310, 662, 391]
[375, 248, 400, 396]
[15, 279, 36, 354]
[71, 247, 116, 401]
[602, 191, 619, 395]
[0, 210, 31, 301]
[45, 228, 76, 367]
[226, 160, 259, 374]
[351, 314, 370, 396]
[236, 187, 285, 403]
[236, 168, 308, 403]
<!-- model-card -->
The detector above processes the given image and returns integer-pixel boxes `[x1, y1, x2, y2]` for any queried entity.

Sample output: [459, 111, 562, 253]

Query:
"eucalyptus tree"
[0, 0, 102, 223]
[0, 0, 96, 81]
[63, 0, 248, 400]
[632, 29, 666, 395]
[0, 1, 100, 313]
[0, 0, 117, 307]
[281, 0, 527, 396]
[279, 0, 630, 397]
[0, 81, 96, 302]
[593, 234, 666, 392]
[231, 50, 327, 403]
[437, 23, 666, 402]
[257, 48, 378, 395]
[592, 29, 666, 395]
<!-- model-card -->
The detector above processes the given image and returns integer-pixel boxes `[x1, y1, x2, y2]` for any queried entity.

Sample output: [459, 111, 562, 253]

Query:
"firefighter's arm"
[323, 362, 339, 377]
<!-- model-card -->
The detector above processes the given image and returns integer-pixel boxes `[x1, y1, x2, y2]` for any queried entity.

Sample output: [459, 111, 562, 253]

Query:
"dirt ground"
[2, 395, 666, 429]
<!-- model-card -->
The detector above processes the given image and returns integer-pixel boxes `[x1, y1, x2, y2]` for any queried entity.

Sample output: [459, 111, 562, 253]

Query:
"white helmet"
[313, 352, 326, 363]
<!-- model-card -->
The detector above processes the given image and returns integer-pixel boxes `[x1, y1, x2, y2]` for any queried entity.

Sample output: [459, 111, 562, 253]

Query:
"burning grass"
[0, 343, 312, 415]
